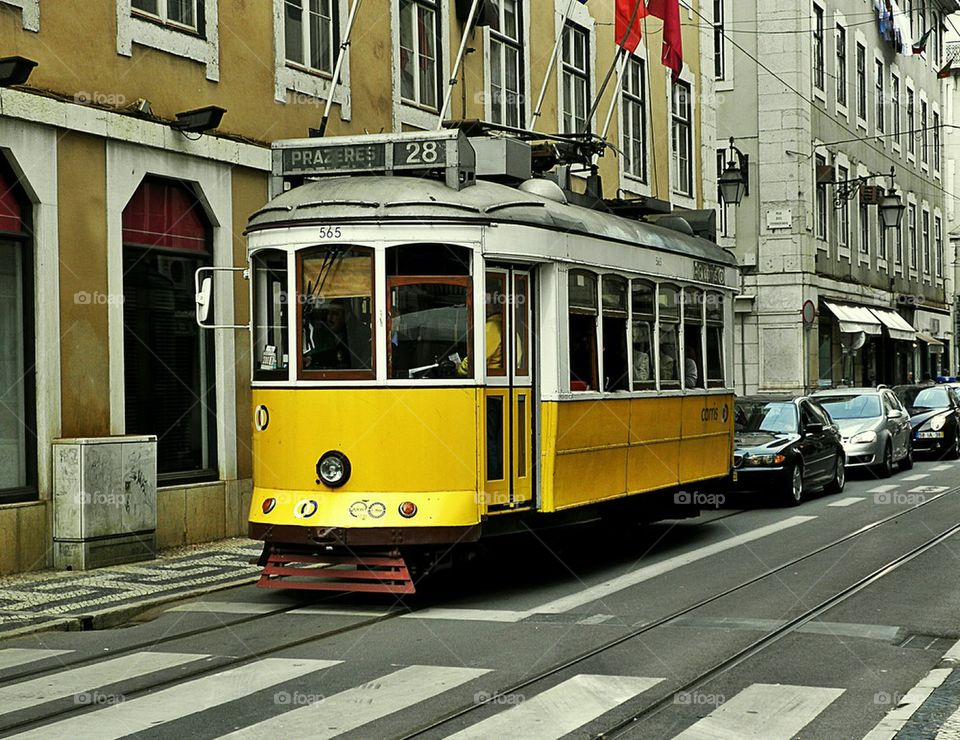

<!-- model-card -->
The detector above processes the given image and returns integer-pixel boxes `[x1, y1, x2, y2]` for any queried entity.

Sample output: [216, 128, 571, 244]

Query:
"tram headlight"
[316, 451, 351, 488]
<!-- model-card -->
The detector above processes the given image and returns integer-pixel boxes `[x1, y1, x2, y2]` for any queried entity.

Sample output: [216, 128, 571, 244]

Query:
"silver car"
[812, 387, 913, 476]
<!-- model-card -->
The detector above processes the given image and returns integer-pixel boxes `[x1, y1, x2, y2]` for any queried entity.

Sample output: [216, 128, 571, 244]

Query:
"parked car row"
[729, 383, 960, 506]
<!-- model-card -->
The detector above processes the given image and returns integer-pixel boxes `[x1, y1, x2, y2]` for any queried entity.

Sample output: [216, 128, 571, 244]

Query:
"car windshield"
[816, 394, 881, 420]
[735, 401, 798, 434]
[905, 387, 952, 410]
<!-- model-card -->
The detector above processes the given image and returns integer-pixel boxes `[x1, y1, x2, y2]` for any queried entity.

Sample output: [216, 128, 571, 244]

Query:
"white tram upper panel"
[247, 174, 737, 286]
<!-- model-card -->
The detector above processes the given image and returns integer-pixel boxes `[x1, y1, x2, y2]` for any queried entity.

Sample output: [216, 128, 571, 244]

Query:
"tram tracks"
[3, 487, 958, 737]
[399, 484, 960, 739]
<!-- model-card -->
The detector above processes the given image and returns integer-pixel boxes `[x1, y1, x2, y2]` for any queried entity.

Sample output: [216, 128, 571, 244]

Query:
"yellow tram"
[220, 130, 737, 593]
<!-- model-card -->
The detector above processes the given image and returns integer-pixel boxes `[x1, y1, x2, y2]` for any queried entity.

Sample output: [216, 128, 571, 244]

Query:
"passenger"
[684, 356, 699, 387]
[303, 303, 351, 369]
[660, 340, 677, 382]
[457, 310, 504, 377]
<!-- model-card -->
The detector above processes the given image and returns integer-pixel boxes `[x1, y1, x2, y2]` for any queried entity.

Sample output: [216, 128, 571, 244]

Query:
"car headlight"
[316, 450, 351, 488]
[851, 431, 877, 444]
[745, 454, 786, 466]
[931, 415, 947, 431]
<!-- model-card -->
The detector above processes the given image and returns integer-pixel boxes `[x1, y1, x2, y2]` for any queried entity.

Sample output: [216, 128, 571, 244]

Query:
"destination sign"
[692, 261, 726, 286]
[282, 143, 386, 174]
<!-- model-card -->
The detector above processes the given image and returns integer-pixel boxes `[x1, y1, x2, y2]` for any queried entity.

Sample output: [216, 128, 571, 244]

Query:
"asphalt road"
[2, 455, 960, 739]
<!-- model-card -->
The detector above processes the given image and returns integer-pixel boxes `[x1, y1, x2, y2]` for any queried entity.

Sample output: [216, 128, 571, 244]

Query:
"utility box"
[53, 436, 158, 570]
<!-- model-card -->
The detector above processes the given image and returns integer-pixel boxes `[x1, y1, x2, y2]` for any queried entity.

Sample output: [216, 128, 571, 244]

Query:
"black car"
[893, 384, 960, 458]
[732, 395, 845, 506]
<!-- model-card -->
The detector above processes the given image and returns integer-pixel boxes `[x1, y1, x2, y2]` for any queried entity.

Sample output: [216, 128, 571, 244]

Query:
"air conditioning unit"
[53, 436, 157, 570]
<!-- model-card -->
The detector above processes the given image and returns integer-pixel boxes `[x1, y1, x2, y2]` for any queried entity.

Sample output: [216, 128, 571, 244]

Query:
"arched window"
[122, 178, 217, 484]
[0, 158, 36, 502]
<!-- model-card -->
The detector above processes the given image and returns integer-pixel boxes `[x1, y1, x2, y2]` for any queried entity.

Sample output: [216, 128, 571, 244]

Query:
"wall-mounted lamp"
[0, 56, 38, 87]
[819, 166, 905, 230]
[170, 105, 226, 134]
[718, 137, 749, 206]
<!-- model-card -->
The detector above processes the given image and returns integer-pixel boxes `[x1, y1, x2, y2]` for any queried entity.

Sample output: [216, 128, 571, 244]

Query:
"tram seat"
[570, 380, 589, 392]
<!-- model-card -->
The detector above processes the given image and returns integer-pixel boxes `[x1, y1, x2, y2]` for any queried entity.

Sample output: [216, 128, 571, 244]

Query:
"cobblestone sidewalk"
[0, 539, 262, 640]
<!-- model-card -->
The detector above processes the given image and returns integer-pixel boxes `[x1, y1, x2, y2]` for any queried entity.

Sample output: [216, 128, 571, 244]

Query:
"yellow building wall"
[57, 132, 111, 439]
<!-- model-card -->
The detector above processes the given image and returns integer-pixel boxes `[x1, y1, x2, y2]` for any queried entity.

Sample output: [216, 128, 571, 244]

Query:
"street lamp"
[718, 137, 749, 206]
[878, 168, 905, 230]
[0, 56, 38, 87]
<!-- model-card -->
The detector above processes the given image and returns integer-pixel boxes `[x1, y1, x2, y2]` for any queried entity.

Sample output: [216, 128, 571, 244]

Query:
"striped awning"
[869, 308, 917, 341]
[823, 301, 882, 335]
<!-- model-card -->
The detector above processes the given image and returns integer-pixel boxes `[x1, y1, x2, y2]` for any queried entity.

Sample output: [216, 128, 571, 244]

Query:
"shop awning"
[869, 308, 917, 341]
[823, 301, 882, 335]
[916, 331, 944, 347]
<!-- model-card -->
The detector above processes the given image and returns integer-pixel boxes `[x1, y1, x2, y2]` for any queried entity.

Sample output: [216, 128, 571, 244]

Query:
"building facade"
[717, 0, 957, 394]
[0, 0, 714, 574]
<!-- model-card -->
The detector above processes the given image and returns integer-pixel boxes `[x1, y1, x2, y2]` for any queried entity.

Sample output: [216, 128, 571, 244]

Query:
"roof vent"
[518, 178, 567, 204]
[648, 215, 694, 236]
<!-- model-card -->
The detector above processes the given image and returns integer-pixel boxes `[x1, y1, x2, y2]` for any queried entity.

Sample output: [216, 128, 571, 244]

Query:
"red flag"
[615, 0, 647, 53]
[647, 0, 683, 82]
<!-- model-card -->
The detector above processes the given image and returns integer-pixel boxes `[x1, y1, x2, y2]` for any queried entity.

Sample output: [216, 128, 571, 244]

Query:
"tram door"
[483, 268, 534, 509]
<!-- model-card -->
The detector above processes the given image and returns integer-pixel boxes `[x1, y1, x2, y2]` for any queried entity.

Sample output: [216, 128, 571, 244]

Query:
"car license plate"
[917, 431, 943, 439]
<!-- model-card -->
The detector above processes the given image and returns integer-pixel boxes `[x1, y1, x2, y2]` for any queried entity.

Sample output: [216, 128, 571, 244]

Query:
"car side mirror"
[805, 422, 824, 435]
[887, 409, 903, 419]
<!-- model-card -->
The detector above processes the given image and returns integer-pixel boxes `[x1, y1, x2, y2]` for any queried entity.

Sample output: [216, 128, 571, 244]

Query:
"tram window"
[388, 279, 472, 379]
[299, 246, 374, 378]
[658, 285, 680, 388]
[683, 288, 704, 389]
[253, 250, 288, 380]
[602, 275, 629, 391]
[514, 274, 530, 377]
[706, 291, 725, 388]
[631, 280, 656, 389]
[486, 396, 504, 480]
[386, 243, 471, 276]
[485, 272, 507, 376]
[568, 270, 598, 391]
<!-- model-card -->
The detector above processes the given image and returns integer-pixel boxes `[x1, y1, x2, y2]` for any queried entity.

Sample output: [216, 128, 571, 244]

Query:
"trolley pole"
[437, 0, 483, 129]
[600, 48, 628, 141]
[317, 0, 363, 137]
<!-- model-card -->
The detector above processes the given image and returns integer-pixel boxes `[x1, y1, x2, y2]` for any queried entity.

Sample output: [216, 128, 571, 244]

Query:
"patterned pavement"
[0, 539, 262, 639]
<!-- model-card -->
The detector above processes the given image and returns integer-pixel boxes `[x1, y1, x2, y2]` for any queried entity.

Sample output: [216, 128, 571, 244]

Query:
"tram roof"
[247, 175, 737, 268]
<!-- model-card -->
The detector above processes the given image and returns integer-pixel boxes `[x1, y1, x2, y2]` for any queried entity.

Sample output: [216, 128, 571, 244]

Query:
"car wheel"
[826, 454, 846, 494]
[876, 442, 894, 478]
[784, 463, 804, 506]
[900, 441, 914, 470]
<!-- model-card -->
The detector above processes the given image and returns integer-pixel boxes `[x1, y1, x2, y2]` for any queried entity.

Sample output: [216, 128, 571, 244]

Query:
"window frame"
[487, 0, 526, 128]
[815, 153, 828, 242]
[713, 0, 725, 80]
[398, 0, 443, 112]
[118, 0, 219, 80]
[837, 164, 850, 248]
[296, 245, 377, 381]
[835, 23, 847, 107]
[856, 42, 867, 124]
[875, 59, 885, 135]
[671, 80, 693, 198]
[561, 21, 591, 135]
[813, 4, 825, 93]
[935, 214, 943, 278]
[891, 73, 901, 152]
[283, 0, 340, 77]
[622, 54, 648, 183]
[131, 0, 203, 34]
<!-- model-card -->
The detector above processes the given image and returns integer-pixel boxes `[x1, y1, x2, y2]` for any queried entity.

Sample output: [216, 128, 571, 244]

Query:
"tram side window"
[387, 244, 472, 379]
[485, 271, 507, 376]
[631, 279, 656, 390]
[683, 288, 704, 389]
[568, 270, 598, 391]
[601, 275, 629, 391]
[253, 250, 288, 380]
[658, 284, 681, 388]
[706, 291, 725, 388]
[299, 246, 374, 378]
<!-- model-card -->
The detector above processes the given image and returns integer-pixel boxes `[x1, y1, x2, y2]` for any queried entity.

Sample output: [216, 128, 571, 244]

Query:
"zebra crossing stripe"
[0, 649, 72, 672]
[0, 652, 205, 717]
[223, 664, 489, 738]
[827, 497, 865, 508]
[445, 674, 662, 740]
[673, 683, 844, 739]
[10, 658, 338, 740]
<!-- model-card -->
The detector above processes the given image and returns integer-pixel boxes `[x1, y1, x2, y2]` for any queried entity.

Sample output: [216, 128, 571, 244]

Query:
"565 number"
[318, 226, 342, 240]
